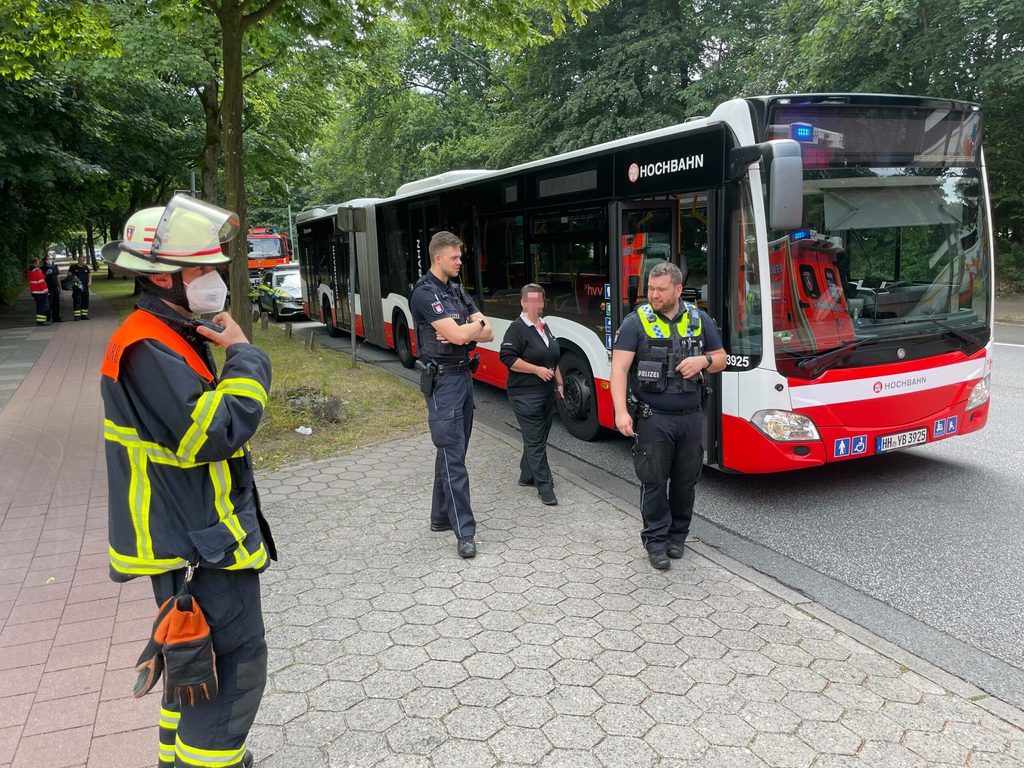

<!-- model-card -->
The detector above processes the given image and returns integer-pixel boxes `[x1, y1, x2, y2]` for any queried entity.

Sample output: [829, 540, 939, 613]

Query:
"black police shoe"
[457, 536, 476, 558]
[648, 551, 671, 570]
[667, 541, 685, 559]
[539, 486, 558, 506]
[517, 477, 534, 486]
[430, 521, 452, 532]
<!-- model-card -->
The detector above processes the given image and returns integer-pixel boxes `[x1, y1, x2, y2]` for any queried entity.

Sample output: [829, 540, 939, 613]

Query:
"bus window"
[679, 193, 709, 302]
[530, 209, 607, 335]
[619, 207, 674, 313]
[377, 204, 409, 297]
[728, 181, 762, 366]
[480, 215, 526, 320]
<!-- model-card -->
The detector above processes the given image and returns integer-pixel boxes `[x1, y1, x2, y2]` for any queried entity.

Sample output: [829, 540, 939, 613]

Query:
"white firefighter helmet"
[101, 195, 239, 274]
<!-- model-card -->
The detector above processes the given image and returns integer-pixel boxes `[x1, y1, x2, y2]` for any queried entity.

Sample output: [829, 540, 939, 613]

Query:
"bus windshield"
[765, 105, 991, 377]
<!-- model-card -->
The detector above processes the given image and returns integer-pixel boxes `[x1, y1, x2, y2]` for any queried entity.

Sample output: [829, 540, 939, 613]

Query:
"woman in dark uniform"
[499, 283, 564, 506]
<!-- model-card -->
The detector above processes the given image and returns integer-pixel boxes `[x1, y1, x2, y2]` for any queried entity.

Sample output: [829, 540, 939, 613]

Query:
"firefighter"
[69, 253, 92, 319]
[100, 195, 275, 768]
[409, 230, 493, 558]
[26, 258, 50, 325]
[610, 262, 726, 571]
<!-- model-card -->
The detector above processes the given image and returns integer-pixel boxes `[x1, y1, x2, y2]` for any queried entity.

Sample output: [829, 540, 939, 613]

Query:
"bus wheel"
[556, 350, 600, 441]
[323, 300, 343, 338]
[394, 314, 415, 369]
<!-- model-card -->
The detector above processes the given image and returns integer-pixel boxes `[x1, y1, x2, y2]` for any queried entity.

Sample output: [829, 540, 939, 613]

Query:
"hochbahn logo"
[873, 375, 928, 394]
[628, 154, 705, 183]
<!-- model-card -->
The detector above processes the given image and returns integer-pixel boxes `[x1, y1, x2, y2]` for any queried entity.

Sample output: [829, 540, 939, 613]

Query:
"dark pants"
[426, 371, 476, 538]
[73, 288, 89, 318]
[48, 289, 61, 321]
[636, 410, 703, 553]
[150, 568, 267, 768]
[32, 293, 49, 324]
[508, 388, 555, 491]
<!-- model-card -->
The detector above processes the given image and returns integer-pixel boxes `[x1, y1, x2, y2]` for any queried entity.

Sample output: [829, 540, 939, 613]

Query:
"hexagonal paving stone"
[550, 659, 603, 687]
[488, 725, 553, 765]
[455, 677, 512, 708]
[641, 692, 701, 727]
[430, 738, 497, 768]
[506, 668, 557, 697]
[595, 702, 655, 737]
[595, 650, 647, 677]
[797, 720, 863, 756]
[327, 730, 387, 767]
[400, 687, 458, 719]
[594, 674, 651, 706]
[903, 728, 971, 763]
[273, 663, 328, 693]
[345, 698, 404, 732]
[546, 684, 606, 717]
[750, 733, 816, 767]
[783, 691, 845, 722]
[645, 723, 709, 761]
[694, 713, 755, 747]
[541, 714, 605, 749]
[840, 709, 905, 742]
[594, 735, 657, 768]
[499, 696, 557, 728]
[414, 659, 469, 688]
[362, 669, 420, 700]
[385, 717, 448, 755]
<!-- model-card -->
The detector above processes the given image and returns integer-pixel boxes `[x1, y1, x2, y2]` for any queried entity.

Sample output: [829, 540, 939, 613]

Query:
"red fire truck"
[247, 226, 291, 282]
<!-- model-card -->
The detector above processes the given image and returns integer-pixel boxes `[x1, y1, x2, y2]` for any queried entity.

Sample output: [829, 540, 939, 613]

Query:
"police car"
[256, 265, 305, 321]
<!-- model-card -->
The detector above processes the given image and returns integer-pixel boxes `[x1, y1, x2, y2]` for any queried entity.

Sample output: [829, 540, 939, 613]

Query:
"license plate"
[876, 428, 928, 453]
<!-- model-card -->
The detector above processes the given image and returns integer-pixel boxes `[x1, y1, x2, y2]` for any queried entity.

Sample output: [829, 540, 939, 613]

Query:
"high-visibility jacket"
[100, 297, 275, 582]
[631, 302, 705, 395]
[27, 268, 47, 294]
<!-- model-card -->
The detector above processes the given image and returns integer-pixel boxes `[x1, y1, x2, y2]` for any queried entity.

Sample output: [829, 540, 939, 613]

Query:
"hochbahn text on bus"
[296, 93, 993, 474]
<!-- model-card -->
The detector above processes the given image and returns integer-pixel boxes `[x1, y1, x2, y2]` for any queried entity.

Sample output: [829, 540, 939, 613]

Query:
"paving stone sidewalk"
[252, 426, 1024, 768]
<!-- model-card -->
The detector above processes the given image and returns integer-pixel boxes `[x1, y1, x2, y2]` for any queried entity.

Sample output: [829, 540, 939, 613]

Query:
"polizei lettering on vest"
[639, 155, 705, 179]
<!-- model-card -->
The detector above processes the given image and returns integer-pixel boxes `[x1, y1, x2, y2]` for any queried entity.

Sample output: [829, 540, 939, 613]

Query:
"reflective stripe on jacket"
[27, 268, 47, 294]
[101, 306, 274, 582]
[632, 302, 704, 395]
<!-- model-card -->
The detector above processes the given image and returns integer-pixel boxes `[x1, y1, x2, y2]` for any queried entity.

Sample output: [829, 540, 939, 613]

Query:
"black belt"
[650, 406, 701, 416]
[436, 361, 471, 374]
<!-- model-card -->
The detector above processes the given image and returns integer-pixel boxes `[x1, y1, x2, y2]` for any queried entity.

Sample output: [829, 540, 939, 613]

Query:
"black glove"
[132, 596, 174, 698]
[161, 594, 218, 707]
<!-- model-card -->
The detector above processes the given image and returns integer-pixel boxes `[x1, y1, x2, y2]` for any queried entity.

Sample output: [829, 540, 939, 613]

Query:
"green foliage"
[997, 239, 1024, 294]
[0, 0, 118, 80]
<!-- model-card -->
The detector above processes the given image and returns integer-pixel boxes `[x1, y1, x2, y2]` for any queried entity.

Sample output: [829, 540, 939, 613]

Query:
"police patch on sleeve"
[431, 301, 444, 315]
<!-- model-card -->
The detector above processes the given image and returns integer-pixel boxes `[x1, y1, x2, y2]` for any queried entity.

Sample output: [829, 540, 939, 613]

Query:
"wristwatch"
[704, 353, 713, 369]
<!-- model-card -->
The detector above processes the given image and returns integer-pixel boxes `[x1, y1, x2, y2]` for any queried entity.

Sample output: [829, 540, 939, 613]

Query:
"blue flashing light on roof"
[792, 123, 814, 142]
[791, 229, 811, 241]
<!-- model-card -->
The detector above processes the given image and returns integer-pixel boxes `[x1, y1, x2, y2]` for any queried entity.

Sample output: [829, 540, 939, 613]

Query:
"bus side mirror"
[727, 139, 804, 231]
[767, 140, 803, 231]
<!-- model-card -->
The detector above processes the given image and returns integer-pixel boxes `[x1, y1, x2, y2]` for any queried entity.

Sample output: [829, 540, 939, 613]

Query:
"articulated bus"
[297, 93, 993, 473]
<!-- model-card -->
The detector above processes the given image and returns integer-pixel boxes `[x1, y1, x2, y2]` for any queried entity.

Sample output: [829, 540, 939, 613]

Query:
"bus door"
[611, 201, 678, 327]
[408, 200, 440, 280]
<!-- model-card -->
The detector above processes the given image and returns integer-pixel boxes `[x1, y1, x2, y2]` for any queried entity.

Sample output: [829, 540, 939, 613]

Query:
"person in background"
[26, 258, 50, 326]
[69, 253, 92, 319]
[499, 283, 563, 506]
[43, 255, 63, 322]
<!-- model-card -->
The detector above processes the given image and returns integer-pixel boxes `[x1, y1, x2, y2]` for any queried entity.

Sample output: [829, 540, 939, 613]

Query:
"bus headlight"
[751, 410, 820, 442]
[966, 376, 990, 410]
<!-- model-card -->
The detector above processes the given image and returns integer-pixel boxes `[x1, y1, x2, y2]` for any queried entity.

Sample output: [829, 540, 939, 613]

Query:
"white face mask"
[185, 270, 228, 314]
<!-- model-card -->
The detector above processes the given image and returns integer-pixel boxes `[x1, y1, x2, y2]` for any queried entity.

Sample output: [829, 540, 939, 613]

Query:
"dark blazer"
[499, 315, 561, 392]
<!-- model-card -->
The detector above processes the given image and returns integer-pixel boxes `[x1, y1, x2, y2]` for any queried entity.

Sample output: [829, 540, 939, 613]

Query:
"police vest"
[101, 310, 272, 581]
[632, 303, 704, 395]
[413, 275, 475, 361]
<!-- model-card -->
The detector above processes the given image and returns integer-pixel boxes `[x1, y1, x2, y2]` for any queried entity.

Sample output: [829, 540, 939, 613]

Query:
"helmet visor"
[151, 195, 240, 263]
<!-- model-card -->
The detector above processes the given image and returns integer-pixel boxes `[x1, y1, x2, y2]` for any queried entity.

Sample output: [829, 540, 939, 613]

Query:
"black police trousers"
[73, 288, 89, 318]
[636, 409, 703, 553]
[426, 370, 476, 538]
[151, 568, 267, 768]
[48, 288, 61, 321]
[508, 388, 555, 491]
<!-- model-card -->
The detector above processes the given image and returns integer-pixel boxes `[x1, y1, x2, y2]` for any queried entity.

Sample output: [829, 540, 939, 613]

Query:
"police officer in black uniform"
[410, 231, 493, 559]
[610, 262, 726, 571]
[43, 255, 63, 322]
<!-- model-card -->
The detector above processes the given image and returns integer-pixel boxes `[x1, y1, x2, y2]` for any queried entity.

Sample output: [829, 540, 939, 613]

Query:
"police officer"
[410, 230, 493, 558]
[100, 195, 275, 768]
[610, 262, 725, 571]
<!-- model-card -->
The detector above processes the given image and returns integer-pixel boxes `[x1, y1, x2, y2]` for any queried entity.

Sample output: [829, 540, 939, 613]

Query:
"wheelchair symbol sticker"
[851, 435, 867, 455]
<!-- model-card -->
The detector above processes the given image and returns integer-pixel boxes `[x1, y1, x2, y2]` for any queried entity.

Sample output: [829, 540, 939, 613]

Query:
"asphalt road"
[292, 317, 1024, 708]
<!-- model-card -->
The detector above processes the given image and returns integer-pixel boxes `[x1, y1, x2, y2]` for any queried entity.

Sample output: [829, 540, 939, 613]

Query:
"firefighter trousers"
[150, 568, 267, 768]
[426, 371, 477, 539]
[73, 288, 89, 318]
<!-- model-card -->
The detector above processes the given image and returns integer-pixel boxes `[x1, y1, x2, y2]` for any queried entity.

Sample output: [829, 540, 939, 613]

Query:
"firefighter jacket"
[101, 294, 275, 582]
[631, 302, 705, 396]
[27, 267, 47, 295]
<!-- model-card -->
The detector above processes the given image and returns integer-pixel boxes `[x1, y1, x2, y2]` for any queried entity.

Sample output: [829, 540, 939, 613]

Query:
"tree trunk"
[85, 219, 97, 271]
[219, 1, 251, 338]
[200, 74, 222, 202]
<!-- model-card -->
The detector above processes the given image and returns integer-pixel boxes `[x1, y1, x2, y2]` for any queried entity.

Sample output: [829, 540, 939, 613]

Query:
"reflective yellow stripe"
[226, 543, 267, 571]
[209, 460, 252, 566]
[178, 391, 223, 463]
[217, 377, 268, 408]
[638, 303, 700, 339]
[159, 708, 180, 729]
[105, 420, 206, 468]
[126, 446, 154, 559]
[175, 736, 246, 766]
[109, 546, 186, 575]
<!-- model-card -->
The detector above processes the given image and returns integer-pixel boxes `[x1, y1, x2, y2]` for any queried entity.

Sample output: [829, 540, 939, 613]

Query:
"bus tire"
[323, 300, 343, 338]
[556, 350, 601, 441]
[394, 314, 415, 369]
